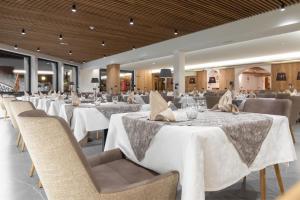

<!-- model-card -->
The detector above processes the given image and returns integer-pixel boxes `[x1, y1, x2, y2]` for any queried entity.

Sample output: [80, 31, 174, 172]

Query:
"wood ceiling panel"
[0, 0, 299, 63]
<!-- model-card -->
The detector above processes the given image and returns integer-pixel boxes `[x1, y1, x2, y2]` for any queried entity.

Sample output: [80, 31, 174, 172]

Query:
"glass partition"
[63, 64, 78, 92]
[0, 50, 30, 93]
[37, 59, 58, 92]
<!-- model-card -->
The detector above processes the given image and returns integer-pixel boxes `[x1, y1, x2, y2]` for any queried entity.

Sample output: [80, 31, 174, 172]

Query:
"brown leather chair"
[242, 98, 293, 200]
[17, 110, 179, 200]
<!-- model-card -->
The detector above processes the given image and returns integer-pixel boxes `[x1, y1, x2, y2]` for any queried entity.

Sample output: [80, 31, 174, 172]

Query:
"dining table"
[59, 102, 150, 142]
[105, 110, 297, 200]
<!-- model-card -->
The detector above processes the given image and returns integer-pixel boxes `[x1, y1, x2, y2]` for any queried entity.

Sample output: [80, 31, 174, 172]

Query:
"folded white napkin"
[149, 91, 175, 121]
[217, 90, 239, 113]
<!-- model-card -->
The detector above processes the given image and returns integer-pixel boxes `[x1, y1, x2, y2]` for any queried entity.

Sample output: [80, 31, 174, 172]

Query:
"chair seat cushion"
[92, 159, 157, 191]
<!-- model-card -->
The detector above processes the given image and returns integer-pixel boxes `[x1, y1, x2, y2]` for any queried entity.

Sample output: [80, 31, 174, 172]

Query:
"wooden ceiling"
[0, 0, 299, 63]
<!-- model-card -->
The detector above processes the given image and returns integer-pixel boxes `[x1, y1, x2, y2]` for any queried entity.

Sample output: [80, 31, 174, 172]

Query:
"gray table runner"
[95, 103, 141, 119]
[122, 111, 273, 166]
[64, 103, 142, 125]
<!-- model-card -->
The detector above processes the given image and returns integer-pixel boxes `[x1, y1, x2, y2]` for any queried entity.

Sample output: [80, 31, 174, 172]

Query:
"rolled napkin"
[149, 91, 175, 121]
[127, 92, 136, 104]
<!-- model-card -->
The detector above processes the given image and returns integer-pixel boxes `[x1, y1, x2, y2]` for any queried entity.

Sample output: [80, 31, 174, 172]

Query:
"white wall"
[238, 74, 265, 90]
[234, 64, 271, 91]
[79, 68, 99, 92]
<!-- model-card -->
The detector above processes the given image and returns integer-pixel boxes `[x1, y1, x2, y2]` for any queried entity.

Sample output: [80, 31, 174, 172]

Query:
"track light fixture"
[102, 41, 105, 46]
[71, 3, 77, 12]
[14, 45, 18, 50]
[37, 47, 40, 52]
[174, 29, 178, 35]
[129, 18, 134, 25]
[69, 50, 72, 55]
[59, 34, 63, 40]
[21, 28, 26, 35]
[280, 1, 286, 11]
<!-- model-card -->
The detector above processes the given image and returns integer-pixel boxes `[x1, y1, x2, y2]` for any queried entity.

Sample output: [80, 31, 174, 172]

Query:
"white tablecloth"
[36, 98, 52, 112]
[59, 103, 150, 141]
[48, 100, 65, 116]
[105, 111, 297, 200]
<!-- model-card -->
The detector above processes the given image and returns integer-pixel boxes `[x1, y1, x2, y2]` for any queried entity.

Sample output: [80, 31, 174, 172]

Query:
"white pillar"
[30, 55, 38, 93]
[58, 62, 64, 92]
[51, 63, 57, 91]
[23, 57, 30, 92]
[173, 51, 185, 94]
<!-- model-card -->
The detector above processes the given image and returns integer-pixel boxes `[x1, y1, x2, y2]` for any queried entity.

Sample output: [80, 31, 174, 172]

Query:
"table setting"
[104, 90, 297, 200]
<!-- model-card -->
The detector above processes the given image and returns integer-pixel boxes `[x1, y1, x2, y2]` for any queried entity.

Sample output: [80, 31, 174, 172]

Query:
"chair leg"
[16, 132, 21, 147]
[260, 169, 266, 200]
[274, 164, 285, 194]
[21, 140, 26, 152]
[38, 180, 43, 188]
[29, 163, 35, 177]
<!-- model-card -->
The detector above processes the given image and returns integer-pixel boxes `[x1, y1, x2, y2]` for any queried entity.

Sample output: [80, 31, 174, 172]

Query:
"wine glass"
[112, 96, 118, 104]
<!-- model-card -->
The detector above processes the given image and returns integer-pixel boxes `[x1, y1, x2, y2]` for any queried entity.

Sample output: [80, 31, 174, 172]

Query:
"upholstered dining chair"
[17, 110, 179, 200]
[289, 96, 300, 127]
[9, 100, 39, 179]
[2, 96, 16, 119]
[277, 182, 300, 200]
[205, 95, 220, 109]
[242, 98, 293, 200]
[9, 100, 35, 151]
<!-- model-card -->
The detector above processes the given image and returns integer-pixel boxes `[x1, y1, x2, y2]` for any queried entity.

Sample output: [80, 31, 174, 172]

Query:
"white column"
[23, 57, 30, 92]
[173, 51, 185, 94]
[57, 62, 64, 92]
[30, 55, 38, 93]
[51, 63, 57, 91]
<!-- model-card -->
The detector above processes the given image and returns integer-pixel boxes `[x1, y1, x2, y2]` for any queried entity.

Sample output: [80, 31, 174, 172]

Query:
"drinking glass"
[112, 96, 118, 104]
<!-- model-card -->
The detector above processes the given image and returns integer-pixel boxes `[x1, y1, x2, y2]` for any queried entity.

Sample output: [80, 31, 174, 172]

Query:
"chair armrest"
[100, 171, 179, 200]
[87, 148, 124, 167]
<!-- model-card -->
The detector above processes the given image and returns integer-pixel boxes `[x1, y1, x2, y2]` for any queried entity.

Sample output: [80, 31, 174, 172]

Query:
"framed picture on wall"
[189, 77, 196, 84]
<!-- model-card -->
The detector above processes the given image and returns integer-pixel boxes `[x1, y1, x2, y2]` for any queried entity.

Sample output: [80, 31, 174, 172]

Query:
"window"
[0, 50, 30, 93]
[37, 59, 58, 92]
[64, 64, 78, 92]
[99, 69, 134, 93]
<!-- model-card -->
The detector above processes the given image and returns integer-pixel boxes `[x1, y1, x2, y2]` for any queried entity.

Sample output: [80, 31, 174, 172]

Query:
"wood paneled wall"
[271, 62, 300, 91]
[185, 76, 196, 92]
[106, 64, 120, 94]
[219, 68, 235, 90]
[136, 69, 153, 91]
[196, 71, 207, 90]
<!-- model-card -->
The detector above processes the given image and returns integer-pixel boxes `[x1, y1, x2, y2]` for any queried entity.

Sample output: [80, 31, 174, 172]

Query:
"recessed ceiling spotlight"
[60, 42, 68, 45]
[69, 50, 72, 55]
[21, 28, 26, 35]
[174, 29, 178, 35]
[152, 62, 156, 65]
[89, 26, 95, 30]
[59, 34, 63, 40]
[71, 3, 77, 13]
[101, 41, 105, 46]
[36, 47, 40, 52]
[129, 18, 134, 26]
[14, 44, 18, 50]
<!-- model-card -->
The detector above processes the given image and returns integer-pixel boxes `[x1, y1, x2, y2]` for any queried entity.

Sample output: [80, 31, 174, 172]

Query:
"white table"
[48, 100, 65, 116]
[59, 103, 150, 142]
[105, 111, 297, 200]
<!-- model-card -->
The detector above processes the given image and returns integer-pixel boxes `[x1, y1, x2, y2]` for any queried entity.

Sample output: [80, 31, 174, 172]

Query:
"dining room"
[1, 1, 300, 200]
